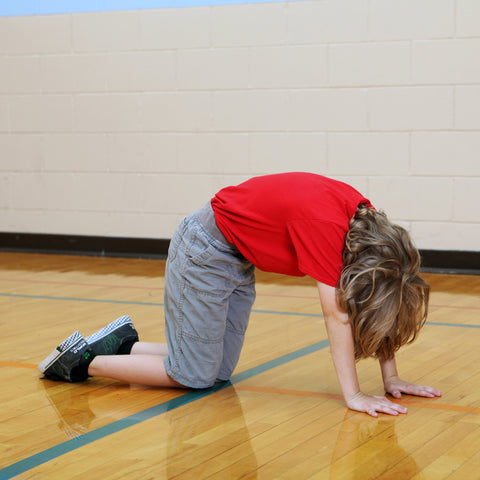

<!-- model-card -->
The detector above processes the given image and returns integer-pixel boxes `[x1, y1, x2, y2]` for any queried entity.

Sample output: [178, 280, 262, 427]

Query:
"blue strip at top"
[0, 0, 305, 17]
[1, 292, 479, 328]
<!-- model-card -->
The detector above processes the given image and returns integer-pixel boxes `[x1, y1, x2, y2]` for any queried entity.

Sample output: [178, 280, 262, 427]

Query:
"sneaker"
[85, 315, 138, 356]
[38, 331, 94, 382]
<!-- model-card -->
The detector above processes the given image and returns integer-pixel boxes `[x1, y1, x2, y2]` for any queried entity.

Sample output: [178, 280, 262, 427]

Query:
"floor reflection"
[166, 384, 258, 479]
[39, 380, 258, 478]
[329, 410, 421, 479]
[40, 381, 96, 439]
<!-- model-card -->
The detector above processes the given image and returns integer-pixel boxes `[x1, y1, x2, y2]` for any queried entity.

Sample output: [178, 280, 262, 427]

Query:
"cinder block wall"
[0, 0, 479, 251]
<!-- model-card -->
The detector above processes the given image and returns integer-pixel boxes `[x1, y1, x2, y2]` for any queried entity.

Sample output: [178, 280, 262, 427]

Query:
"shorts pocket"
[188, 243, 216, 266]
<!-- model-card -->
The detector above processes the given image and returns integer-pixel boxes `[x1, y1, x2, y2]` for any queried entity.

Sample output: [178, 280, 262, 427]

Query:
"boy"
[39, 173, 441, 417]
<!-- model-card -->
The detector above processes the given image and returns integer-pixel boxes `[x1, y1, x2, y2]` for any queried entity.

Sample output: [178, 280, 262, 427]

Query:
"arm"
[317, 282, 408, 417]
[317, 282, 360, 399]
[380, 356, 442, 399]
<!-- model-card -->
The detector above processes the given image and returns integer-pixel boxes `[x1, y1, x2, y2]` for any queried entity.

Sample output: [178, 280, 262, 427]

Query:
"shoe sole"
[85, 315, 133, 344]
[38, 331, 84, 374]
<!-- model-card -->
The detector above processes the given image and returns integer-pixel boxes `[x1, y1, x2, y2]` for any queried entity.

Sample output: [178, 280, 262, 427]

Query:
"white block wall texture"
[0, 0, 479, 252]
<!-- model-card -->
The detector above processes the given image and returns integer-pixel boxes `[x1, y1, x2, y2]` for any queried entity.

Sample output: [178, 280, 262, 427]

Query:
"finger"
[423, 386, 442, 397]
[394, 383, 429, 397]
[393, 403, 408, 414]
[372, 397, 407, 416]
[375, 404, 401, 416]
[366, 408, 378, 418]
[389, 389, 402, 399]
[402, 386, 425, 396]
[404, 385, 441, 398]
[385, 409, 400, 416]
[419, 390, 436, 398]
[386, 402, 407, 414]
[381, 397, 408, 414]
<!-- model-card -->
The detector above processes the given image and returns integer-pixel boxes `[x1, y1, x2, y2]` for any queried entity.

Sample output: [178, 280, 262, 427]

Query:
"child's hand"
[384, 375, 442, 399]
[345, 391, 408, 417]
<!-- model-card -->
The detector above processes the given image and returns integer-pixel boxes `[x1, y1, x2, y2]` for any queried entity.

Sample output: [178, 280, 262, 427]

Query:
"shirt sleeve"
[287, 219, 346, 287]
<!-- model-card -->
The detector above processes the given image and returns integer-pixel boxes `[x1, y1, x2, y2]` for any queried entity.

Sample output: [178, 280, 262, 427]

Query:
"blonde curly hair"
[337, 205, 430, 361]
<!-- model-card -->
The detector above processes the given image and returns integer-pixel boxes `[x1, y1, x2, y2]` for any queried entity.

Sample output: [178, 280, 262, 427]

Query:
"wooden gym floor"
[0, 252, 479, 479]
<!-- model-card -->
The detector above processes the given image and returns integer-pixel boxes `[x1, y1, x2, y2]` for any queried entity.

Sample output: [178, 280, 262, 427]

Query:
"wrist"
[344, 390, 363, 403]
[380, 356, 399, 382]
[383, 374, 399, 384]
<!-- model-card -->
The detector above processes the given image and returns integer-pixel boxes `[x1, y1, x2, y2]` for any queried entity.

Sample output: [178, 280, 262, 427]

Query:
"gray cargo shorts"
[163, 202, 256, 389]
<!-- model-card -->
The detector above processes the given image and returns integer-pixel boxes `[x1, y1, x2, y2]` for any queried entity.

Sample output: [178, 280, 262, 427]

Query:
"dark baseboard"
[419, 249, 480, 275]
[0, 232, 479, 274]
[0, 232, 170, 259]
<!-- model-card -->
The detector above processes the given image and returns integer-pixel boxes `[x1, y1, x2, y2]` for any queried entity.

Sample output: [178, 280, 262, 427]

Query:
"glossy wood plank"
[0, 252, 478, 479]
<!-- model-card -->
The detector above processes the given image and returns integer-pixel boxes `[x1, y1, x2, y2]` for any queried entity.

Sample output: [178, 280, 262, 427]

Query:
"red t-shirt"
[211, 172, 372, 287]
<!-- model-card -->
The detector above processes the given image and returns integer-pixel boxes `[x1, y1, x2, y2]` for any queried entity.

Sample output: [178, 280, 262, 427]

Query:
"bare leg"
[88, 354, 184, 388]
[131, 342, 169, 356]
